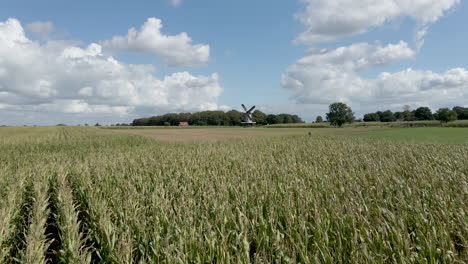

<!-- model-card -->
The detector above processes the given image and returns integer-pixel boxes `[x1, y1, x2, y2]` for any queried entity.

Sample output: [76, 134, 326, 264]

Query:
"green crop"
[0, 126, 466, 263]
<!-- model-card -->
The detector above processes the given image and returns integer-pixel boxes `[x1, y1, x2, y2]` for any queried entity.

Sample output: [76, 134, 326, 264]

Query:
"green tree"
[266, 114, 277, 124]
[363, 113, 380, 122]
[315, 115, 323, 123]
[131, 110, 304, 127]
[291, 115, 304, 123]
[380, 110, 396, 122]
[414, 107, 433, 120]
[452, 106, 468, 120]
[435, 108, 458, 123]
[402, 105, 416, 121]
[275, 115, 285, 124]
[279, 114, 293, 124]
[226, 110, 243, 126]
[205, 111, 226, 126]
[252, 110, 267, 125]
[326, 102, 355, 127]
[393, 111, 403, 120]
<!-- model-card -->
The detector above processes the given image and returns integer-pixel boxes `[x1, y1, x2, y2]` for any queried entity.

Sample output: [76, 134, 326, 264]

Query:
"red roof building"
[179, 122, 189, 126]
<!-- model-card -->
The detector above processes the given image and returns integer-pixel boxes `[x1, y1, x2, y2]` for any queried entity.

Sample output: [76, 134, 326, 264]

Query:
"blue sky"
[0, 0, 467, 124]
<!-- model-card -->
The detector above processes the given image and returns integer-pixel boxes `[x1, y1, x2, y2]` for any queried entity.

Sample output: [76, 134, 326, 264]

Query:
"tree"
[326, 102, 355, 127]
[380, 110, 396, 122]
[252, 110, 267, 125]
[363, 113, 380, 122]
[204, 111, 226, 126]
[402, 105, 415, 121]
[226, 110, 243, 126]
[275, 115, 285, 124]
[178, 113, 192, 125]
[393, 111, 403, 120]
[291, 115, 304, 123]
[131, 110, 305, 127]
[266, 114, 278, 124]
[452, 106, 468, 120]
[414, 107, 433, 120]
[315, 115, 324, 123]
[435, 108, 458, 123]
[375, 111, 383, 120]
[279, 114, 293, 124]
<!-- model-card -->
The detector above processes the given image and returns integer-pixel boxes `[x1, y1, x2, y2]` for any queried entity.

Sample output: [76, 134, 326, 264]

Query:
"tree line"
[132, 110, 304, 126]
[362, 106, 468, 122]
[323, 103, 468, 127]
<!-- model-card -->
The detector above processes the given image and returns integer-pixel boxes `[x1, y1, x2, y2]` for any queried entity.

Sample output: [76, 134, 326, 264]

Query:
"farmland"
[0, 126, 467, 263]
[112, 127, 309, 142]
[265, 120, 468, 128]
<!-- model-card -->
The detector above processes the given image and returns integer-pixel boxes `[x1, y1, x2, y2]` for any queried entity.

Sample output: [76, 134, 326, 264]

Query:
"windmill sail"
[241, 104, 256, 126]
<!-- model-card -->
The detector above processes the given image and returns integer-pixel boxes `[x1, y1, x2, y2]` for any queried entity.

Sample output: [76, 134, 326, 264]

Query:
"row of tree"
[132, 110, 304, 126]
[363, 106, 468, 122]
[323, 103, 468, 127]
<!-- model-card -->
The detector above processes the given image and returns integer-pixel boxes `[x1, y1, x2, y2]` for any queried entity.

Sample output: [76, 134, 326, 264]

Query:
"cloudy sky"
[0, 0, 466, 125]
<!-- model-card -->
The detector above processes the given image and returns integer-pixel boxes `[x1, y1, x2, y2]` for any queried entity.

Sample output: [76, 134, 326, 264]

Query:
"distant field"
[356, 127, 468, 144]
[265, 120, 468, 128]
[102, 125, 237, 129]
[114, 127, 313, 142]
[111, 126, 468, 144]
[0, 126, 466, 262]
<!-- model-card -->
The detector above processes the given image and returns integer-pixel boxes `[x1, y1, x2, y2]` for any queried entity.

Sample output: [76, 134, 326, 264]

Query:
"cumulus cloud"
[26, 21, 54, 39]
[281, 0, 466, 116]
[101, 18, 209, 67]
[296, 0, 460, 43]
[282, 43, 468, 112]
[282, 41, 416, 104]
[0, 18, 224, 125]
[295, 41, 415, 73]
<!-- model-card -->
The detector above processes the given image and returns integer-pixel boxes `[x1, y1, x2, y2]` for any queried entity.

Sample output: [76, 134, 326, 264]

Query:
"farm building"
[179, 121, 189, 126]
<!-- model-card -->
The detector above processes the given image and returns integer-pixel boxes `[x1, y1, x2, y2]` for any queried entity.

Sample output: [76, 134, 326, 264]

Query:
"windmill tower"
[241, 104, 256, 126]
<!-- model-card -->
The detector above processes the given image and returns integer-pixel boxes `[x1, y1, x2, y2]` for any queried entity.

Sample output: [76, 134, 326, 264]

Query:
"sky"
[0, 0, 467, 125]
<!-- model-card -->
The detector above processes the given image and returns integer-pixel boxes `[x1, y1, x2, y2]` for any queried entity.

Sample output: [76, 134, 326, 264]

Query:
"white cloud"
[26, 21, 54, 39]
[296, 0, 460, 44]
[281, 0, 466, 117]
[282, 42, 468, 112]
[101, 18, 209, 67]
[282, 41, 416, 104]
[295, 41, 415, 73]
[0, 18, 225, 125]
[169, 0, 182, 7]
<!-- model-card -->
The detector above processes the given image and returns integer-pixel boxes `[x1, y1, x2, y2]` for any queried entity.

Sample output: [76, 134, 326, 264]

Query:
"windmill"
[241, 104, 256, 126]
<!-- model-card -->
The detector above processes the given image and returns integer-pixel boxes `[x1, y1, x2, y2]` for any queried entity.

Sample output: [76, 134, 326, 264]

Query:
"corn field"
[0, 126, 466, 263]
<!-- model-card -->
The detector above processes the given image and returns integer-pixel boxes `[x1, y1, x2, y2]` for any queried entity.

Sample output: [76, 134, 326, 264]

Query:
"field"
[0, 126, 467, 263]
[110, 126, 468, 144]
[356, 127, 468, 144]
[112, 127, 309, 142]
[265, 120, 468, 128]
